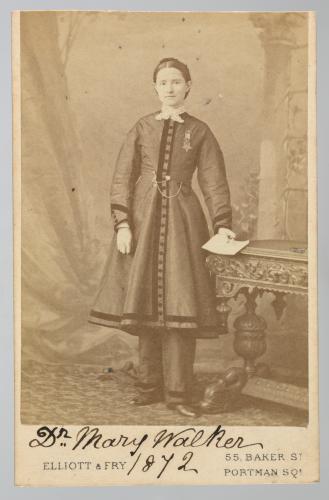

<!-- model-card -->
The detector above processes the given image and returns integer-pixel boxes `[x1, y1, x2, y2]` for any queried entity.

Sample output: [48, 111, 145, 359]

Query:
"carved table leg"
[200, 285, 269, 413]
[233, 288, 267, 377]
[216, 297, 232, 335]
[215, 280, 242, 336]
[271, 291, 287, 320]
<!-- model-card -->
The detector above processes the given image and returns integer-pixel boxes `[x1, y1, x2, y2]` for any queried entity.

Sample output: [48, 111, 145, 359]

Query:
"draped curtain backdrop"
[20, 12, 308, 370]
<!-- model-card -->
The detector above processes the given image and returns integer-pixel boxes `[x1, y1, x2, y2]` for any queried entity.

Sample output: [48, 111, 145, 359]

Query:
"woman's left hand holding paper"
[217, 227, 236, 243]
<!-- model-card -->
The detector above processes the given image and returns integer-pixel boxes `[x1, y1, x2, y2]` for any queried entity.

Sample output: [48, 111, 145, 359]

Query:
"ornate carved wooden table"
[202, 240, 308, 413]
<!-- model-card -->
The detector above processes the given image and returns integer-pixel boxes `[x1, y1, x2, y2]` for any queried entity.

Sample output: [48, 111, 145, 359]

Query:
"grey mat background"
[1, 0, 328, 498]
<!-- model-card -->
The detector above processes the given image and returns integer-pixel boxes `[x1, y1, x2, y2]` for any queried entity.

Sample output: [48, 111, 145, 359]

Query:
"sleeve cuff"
[115, 220, 130, 231]
[111, 203, 130, 231]
[214, 223, 232, 232]
[213, 211, 232, 232]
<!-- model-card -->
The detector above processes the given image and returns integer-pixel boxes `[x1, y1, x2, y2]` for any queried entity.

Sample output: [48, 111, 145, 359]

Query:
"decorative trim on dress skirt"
[88, 309, 218, 333]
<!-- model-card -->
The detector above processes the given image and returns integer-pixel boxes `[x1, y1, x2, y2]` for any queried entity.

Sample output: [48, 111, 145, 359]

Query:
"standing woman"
[89, 57, 235, 417]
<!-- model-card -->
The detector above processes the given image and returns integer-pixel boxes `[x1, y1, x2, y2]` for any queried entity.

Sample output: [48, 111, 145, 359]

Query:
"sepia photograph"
[14, 9, 318, 485]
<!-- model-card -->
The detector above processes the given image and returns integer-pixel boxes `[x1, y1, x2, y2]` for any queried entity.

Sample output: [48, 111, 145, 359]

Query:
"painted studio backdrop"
[20, 12, 309, 419]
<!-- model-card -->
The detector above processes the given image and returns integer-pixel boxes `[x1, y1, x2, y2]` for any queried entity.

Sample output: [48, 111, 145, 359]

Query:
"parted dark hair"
[153, 57, 192, 83]
[153, 58, 192, 98]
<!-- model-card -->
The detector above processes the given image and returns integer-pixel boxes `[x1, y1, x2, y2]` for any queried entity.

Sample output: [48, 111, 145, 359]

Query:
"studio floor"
[21, 359, 307, 427]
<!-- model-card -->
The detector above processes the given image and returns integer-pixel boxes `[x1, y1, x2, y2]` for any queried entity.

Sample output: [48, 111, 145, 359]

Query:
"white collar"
[155, 105, 186, 123]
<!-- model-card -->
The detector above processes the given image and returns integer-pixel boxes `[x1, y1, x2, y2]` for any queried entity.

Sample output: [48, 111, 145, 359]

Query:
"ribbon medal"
[182, 129, 192, 152]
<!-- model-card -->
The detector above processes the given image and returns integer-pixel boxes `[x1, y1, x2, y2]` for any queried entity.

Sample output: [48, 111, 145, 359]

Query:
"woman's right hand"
[117, 227, 133, 254]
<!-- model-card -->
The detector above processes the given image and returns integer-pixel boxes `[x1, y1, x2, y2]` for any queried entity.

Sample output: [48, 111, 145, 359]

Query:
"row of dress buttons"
[163, 135, 172, 174]
[156, 121, 173, 323]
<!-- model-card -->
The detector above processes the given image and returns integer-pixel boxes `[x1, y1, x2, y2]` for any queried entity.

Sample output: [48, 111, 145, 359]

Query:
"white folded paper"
[202, 235, 249, 255]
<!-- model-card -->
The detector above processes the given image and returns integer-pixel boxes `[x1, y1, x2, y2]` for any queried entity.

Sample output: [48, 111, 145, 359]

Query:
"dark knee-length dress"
[88, 111, 232, 338]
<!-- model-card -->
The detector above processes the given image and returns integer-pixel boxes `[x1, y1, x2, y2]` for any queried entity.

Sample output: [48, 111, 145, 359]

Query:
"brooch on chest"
[182, 129, 192, 152]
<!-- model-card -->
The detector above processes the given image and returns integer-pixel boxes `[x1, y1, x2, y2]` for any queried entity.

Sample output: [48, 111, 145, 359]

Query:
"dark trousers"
[138, 330, 196, 405]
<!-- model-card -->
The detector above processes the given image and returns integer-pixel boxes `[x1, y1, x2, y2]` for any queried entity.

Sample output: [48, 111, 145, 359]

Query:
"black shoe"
[130, 391, 163, 406]
[168, 403, 200, 417]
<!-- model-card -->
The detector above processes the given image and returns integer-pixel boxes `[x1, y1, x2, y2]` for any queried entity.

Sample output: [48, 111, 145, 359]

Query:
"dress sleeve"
[197, 124, 232, 232]
[110, 121, 141, 231]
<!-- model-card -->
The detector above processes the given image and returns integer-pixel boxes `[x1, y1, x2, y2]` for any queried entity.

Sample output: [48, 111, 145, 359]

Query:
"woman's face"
[154, 67, 191, 108]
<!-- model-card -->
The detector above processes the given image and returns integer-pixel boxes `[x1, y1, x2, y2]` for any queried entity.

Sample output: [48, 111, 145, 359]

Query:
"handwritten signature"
[29, 425, 263, 479]
[29, 425, 263, 456]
